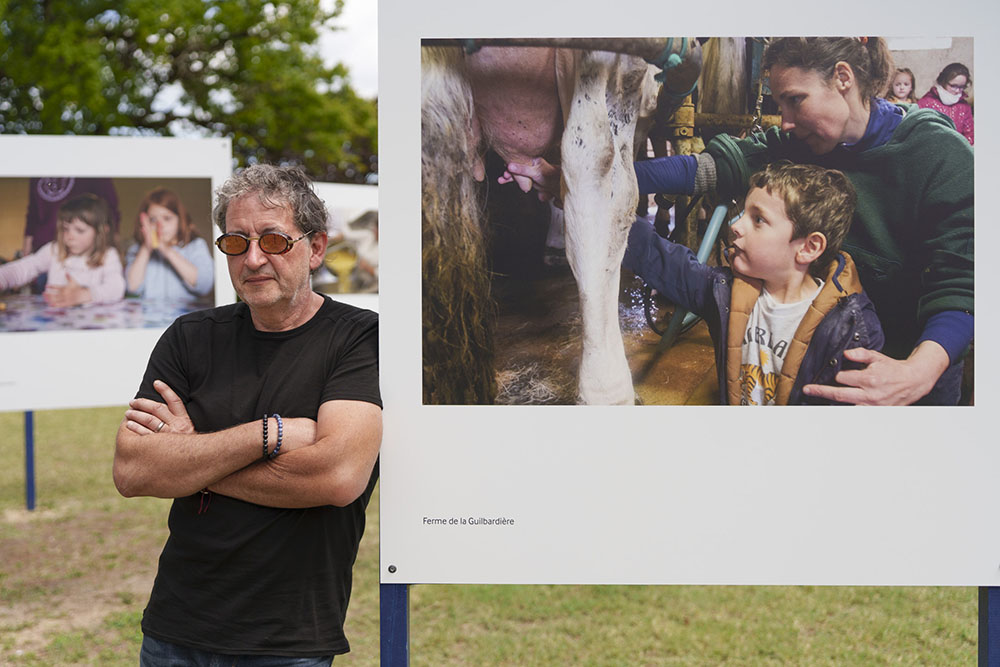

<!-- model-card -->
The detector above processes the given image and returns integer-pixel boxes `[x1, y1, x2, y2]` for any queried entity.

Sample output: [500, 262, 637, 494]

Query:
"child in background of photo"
[885, 68, 918, 104]
[0, 194, 125, 307]
[125, 188, 214, 300]
[22, 177, 120, 256]
[918, 62, 974, 145]
[624, 162, 883, 405]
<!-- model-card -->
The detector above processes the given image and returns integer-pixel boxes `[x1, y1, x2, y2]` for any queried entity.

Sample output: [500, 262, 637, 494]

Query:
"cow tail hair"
[421, 46, 497, 404]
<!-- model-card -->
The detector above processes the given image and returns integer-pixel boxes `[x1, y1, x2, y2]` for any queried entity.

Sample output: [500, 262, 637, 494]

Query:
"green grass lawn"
[0, 407, 979, 665]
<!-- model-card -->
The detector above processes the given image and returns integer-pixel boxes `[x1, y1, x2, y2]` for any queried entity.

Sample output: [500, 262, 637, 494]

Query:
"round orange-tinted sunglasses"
[215, 231, 314, 256]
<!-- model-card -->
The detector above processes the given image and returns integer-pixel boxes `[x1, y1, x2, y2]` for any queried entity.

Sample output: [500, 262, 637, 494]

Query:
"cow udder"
[465, 46, 563, 191]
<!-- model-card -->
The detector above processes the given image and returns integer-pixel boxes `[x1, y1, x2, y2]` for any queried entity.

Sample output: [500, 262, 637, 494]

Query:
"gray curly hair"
[213, 164, 328, 235]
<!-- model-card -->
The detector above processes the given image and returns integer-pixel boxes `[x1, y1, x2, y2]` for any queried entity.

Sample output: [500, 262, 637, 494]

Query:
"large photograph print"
[0, 136, 232, 411]
[380, 0, 993, 587]
[420, 37, 974, 407]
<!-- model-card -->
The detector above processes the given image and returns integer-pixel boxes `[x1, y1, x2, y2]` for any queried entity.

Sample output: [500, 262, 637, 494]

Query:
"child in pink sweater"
[918, 62, 974, 145]
[0, 194, 125, 307]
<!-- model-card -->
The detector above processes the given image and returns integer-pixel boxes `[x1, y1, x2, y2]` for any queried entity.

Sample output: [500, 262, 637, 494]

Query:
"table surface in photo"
[0, 294, 214, 332]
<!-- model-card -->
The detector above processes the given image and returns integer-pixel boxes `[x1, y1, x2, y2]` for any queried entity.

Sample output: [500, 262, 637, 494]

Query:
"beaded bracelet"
[262, 414, 270, 460]
[268, 414, 283, 460]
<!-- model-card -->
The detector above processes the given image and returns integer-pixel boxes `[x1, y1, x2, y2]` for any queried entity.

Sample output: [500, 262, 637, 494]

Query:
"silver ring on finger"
[156, 421, 166, 432]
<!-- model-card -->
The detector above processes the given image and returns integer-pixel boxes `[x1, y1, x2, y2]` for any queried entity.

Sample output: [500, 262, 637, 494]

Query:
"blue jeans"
[140, 635, 334, 667]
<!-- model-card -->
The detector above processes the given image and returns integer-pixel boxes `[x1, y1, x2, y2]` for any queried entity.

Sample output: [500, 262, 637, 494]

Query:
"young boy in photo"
[624, 161, 883, 405]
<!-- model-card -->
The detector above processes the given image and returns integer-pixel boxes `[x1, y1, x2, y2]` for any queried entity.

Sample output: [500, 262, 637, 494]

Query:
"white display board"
[313, 181, 379, 218]
[0, 136, 232, 411]
[378, 0, 998, 585]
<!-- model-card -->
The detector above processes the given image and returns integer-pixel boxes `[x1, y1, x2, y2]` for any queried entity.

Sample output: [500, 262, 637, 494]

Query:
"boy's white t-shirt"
[739, 279, 823, 405]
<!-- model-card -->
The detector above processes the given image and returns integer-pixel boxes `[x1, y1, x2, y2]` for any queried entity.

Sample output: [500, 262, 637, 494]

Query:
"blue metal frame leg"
[25, 411, 35, 511]
[380, 583, 409, 666]
[980, 587, 1000, 666]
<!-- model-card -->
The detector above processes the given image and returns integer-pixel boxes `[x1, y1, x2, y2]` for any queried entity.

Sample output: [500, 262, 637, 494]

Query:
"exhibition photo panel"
[0, 136, 231, 411]
[380, 0, 992, 587]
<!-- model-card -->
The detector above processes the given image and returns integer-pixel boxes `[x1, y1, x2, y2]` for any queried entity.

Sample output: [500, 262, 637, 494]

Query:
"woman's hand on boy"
[802, 341, 951, 405]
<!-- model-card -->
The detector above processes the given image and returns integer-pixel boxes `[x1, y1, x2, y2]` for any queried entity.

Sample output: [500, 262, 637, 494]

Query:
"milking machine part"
[642, 283, 700, 338]
[649, 38, 699, 103]
[642, 282, 667, 336]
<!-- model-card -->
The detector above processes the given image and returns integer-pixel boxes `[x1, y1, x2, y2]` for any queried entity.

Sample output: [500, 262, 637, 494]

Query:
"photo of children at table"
[0, 193, 125, 307]
[124, 187, 214, 300]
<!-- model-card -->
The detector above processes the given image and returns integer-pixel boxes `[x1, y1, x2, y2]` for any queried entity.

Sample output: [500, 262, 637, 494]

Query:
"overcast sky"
[319, 0, 378, 98]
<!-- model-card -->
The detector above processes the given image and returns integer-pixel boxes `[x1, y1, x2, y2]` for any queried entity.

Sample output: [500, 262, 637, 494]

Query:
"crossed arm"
[113, 380, 382, 508]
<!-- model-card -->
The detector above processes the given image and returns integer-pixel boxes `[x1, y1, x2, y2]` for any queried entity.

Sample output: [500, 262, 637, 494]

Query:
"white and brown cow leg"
[560, 51, 646, 405]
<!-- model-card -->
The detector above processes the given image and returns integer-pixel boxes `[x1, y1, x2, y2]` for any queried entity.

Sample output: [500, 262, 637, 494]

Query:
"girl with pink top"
[918, 62, 974, 145]
[0, 194, 125, 307]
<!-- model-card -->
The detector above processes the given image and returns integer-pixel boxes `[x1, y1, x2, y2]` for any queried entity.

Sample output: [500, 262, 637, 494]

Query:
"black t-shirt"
[137, 296, 380, 657]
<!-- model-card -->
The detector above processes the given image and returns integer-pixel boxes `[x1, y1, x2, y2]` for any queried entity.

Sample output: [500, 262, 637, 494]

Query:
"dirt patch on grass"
[0, 501, 166, 659]
[3, 506, 76, 524]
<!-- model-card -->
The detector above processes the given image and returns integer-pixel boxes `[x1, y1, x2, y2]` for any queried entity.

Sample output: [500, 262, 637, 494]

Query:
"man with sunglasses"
[114, 164, 381, 666]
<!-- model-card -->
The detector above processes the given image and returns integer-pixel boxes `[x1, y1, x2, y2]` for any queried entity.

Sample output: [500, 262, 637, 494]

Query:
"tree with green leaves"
[0, 0, 377, 183]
